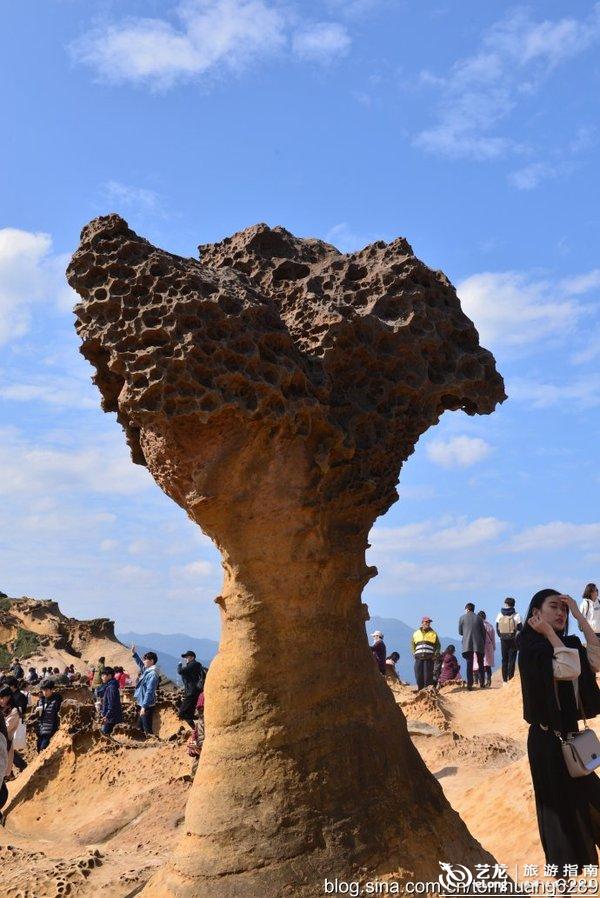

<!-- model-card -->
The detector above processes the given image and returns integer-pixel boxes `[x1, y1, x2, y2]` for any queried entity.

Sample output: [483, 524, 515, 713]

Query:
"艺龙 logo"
[438, 862, 474, 892]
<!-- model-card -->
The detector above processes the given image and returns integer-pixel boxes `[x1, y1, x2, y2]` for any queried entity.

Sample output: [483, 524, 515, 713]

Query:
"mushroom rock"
[67, 215, 506, 898]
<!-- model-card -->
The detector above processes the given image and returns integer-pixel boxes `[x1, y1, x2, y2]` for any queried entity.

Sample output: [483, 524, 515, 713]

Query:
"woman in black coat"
[519, 588, 600, 872]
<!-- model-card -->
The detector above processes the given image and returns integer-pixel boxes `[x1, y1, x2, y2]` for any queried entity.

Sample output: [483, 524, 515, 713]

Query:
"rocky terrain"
[0, 670, 568, 897]
[0, 595, 143, 679]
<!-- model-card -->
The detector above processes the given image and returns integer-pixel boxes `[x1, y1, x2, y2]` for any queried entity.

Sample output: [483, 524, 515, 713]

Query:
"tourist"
[519, 589, 600, 873]
[4, 678, 28, 725]
[495, 597, 522, 684]
[33, 680, 62, 752]
[0, 711, 8, 824]
[370, 630, 387, 674]
[579, 583, 600, 640]
[0, 690, 17, 769]
[411, 616, 441, 690]
[26, 667, 39, 686]
[177, 651, 206, 729]
[92, 657, 106, 694]
[0, 687, 26, 776]
[473, 611, 496, 688]
[99, 667, 123, 736]
[438, 645, 462, 686]
[458, 603, 486, 690]
[131, 644, 159, 736]
[115, 667, 130, 689]
[10, 658, 24, 681]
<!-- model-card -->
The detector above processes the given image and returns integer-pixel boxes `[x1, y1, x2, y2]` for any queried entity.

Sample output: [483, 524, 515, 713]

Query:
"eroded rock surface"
[67, 215, 505, 897]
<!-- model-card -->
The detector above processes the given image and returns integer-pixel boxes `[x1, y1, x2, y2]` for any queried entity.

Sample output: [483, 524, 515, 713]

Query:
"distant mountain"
[120, 617, 468, 687]
[366, 616, 457, 684]
[117, 631, 219, 683]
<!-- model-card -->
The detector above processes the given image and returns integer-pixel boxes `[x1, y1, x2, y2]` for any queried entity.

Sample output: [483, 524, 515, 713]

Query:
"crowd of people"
[369, 586, 599, 694]
[0, 642, 209, 822]
[371, 582, 600, 877]
[3, 582, 600, 871]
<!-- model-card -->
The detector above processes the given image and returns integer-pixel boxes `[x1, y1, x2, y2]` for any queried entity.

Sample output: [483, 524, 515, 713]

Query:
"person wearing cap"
[177, 650, 206, 729]
[411, 617, 441, 690]
[131, 644, 159, 736]
[370, 631, 387, 674]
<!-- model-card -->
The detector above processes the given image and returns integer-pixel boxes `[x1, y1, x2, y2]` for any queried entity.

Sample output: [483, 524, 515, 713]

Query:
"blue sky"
[1, 0, 599, 642]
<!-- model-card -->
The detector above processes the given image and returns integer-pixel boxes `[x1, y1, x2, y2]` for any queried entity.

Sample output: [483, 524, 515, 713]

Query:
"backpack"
[197, 663, 208, 691]
[498, 613, 516, 638]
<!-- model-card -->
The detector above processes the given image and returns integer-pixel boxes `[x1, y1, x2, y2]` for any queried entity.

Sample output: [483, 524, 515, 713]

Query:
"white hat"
[371, 630, 384, 638]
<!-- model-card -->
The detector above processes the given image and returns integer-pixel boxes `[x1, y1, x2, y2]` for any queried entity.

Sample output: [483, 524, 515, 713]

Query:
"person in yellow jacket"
[411, 616, 441, 690]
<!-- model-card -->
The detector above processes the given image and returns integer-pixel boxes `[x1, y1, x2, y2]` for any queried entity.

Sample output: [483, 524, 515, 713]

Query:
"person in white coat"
[579, 583, 600, 640]
[0, 704, 9, 825]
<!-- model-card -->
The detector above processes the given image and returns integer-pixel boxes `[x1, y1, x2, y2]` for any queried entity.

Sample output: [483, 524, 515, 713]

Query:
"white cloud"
[72, 0, 287, 88]
[372, 516, 507, 555]
[510, 522, 600, 552]
[103, 181, 162, 213]
[0, 373, 97, 409]
[507, 161, 560, 190]
[115, 564, 155, 586]
[0, 428, 151, 497]
[457, 271, 581, 349]
[0, 228, 73, 345]
[324, 222, 388, 253]
[177, 560, 214, 578]
[292, 22, 351, 61]
[72, 1, 353, 88]
[509, 375, 600, 409]
[572, 332, 600, 365]
[560, 269, 600, 296]
[415, 6, 600, 160]
[325, 0, 380, 17]
[426, 435, 492, 469]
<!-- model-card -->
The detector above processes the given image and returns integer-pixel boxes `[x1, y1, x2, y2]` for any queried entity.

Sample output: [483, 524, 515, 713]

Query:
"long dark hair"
[521, 588, 569, 642]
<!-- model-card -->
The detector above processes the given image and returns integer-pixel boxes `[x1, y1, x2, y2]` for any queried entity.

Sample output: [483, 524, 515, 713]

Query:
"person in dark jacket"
[438, 645, 462, 686]
[34, 680, 62, 752]
[519, 589, 600, 874]
[26, 667, 39, 686]
[370, 631, 387, 674]
[99, 667, 123, 735]
[496, 597, 522, 683]
[4, 677, 28, 719]
[177, 651, 206, 729]
[458, 603, 486, 690]
[10, 658, 24, 681]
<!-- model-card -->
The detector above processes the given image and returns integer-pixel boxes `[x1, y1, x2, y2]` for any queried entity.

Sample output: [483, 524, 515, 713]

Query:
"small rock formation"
[67, 215, 506, 897]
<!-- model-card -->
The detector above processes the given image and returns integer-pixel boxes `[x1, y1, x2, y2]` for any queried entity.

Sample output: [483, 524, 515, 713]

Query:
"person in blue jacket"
[99, 667, 123, 735]
[131, 644, 159, 736]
